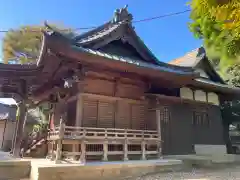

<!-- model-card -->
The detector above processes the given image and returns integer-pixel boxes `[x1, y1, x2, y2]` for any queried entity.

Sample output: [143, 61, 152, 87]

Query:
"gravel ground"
[131, 165, 240, 180]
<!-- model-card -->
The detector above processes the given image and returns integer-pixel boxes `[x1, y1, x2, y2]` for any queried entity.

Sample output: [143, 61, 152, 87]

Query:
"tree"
[225, 64, 240, 87]
[189, 0, 240, 69]
[2, 24, 74, 64]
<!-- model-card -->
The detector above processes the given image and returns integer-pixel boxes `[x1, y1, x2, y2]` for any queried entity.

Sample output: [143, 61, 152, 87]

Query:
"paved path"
[132, 166, 240, 180]
[0, 151, 13, 160]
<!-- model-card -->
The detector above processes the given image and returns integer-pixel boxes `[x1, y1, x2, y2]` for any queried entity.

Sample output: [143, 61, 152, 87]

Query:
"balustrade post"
[50, 141, 55, 161]
[141, 141, 146, 160]
[102, 140, 108, 161]
[123, 129, 128, 161]
[157, 142, 162, 159]
[80, 141, 86, 163]
[156, 109, 162, 158]
[72, 144, 80, 160]
[55, 118, 65, 164]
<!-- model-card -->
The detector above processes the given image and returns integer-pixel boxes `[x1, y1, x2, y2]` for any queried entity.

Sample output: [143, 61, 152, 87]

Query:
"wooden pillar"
[123, 139, 128, 161]
[72, 144, 80, 160]
[141, 141, 146, 160]
[102, 140, 108, 161]
[156, 109, 162, 158]
[12, 101, 27, 157]
[55, 118, 65, 164]
[76, 94, 83, 127]
[80, 141, 86, 163]
[55, 140, 62, 164]
[73, 95, 83, 160]
[50, 141, 55, 161]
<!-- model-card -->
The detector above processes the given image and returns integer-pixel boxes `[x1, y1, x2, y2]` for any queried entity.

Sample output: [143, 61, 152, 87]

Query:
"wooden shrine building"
[0, 6, 240, 162]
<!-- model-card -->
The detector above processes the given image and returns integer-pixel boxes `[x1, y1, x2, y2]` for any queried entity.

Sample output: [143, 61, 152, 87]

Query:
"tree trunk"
[223, 122, 234, 154]
[12, 102, 27, 157]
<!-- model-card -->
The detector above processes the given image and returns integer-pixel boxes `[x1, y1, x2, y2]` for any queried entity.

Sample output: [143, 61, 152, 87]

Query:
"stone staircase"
[21, 130, 48, 158]
[24, 138, 47, 158]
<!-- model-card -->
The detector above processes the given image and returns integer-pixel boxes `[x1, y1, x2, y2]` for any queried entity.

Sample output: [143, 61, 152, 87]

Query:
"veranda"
[48, 109, 162, 163]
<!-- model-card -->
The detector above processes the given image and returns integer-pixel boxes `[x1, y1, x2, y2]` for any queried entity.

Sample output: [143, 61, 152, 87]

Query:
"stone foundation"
[0, 160, 30, 180]
[30, 159, 183, 180]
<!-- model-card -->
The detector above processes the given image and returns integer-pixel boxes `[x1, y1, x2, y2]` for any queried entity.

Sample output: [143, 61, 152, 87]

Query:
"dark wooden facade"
[157, 102, 225, 155]
[0, 6, 239, 161]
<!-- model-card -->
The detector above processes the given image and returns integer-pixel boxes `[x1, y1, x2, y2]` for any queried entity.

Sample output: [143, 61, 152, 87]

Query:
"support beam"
[72, 144, 80, 160]
[55, 118, 65, 164]
[75, 95, 83, 127]
[123, 139, 128, 161]
[55, 139, 62, 164]
[141, 141, 146, 160]
[80, 141, 86, 163]
[156, 109, 162, 158]
[50, 141, 55, 161]
[12, 101, 27, 157]
[102, 140, 108, 161]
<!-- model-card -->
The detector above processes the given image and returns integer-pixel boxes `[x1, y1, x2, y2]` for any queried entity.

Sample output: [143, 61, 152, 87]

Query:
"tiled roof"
[76, 22, 122, 44]
[71, 45, 196, 75]
[74, 5, 132, 44]
[42, 6, 197, 73]
[194, 78, 240, 93]
[168, 49, 199, 67]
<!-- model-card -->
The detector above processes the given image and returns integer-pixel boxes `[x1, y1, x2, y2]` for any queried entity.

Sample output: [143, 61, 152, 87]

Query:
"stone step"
[25, 139, 46, 154]
[0, 160, 30, 180]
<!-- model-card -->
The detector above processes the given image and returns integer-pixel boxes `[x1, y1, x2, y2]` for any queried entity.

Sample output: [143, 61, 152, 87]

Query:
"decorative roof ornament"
[43, 21, 55, 35]
[197, 47, 207, 59]
[112, 5, 133, 23]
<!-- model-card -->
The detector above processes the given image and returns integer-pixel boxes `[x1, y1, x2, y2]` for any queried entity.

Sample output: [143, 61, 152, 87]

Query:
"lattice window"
[160, 107, 170, 123]
[192, 111, 210, 126]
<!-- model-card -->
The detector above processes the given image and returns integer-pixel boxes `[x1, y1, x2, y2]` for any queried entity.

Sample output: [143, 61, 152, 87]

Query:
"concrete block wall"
[194, 144, 227, 155]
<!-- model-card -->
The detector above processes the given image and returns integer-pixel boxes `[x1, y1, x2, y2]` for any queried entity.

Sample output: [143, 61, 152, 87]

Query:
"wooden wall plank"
[115, 101, 131, 129]
[82, 98, 98, 127]
[116, 83, 144, 99]
[131, 104, 146, 130]
[83, 78, 114, 96]
[98, 101, 114, 128]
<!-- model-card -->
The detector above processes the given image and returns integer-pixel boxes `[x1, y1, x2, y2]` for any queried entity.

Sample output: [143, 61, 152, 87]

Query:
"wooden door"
[115, 101, 131, 129]
[98, 101, 115, 128]
[82, 98, 98, 127]
[159, 106, 171, 155]
[131, 104, 146, 130]
[168, 104, 194, 155]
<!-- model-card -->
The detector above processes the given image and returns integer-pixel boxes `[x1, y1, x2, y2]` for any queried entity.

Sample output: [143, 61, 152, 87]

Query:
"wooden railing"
[48, 126, 159, 141]
[48, 124, 161, 163]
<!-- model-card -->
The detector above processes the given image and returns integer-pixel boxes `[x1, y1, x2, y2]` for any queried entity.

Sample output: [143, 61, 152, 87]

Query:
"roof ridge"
[74, 5, 132, 42]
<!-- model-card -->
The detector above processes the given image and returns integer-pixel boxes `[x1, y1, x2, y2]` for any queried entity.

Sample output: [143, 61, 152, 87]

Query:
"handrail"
[21, 128, 48, 153]
[64, 126, 157, 133]
[48, 126, 159, 140]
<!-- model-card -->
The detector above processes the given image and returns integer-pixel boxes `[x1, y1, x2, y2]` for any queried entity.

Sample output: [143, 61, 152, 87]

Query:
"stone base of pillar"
[54, 159, 61, 164]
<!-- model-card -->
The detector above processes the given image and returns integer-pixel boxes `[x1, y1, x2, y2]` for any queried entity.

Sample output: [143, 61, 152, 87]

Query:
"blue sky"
[0, 0, 202, 104]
